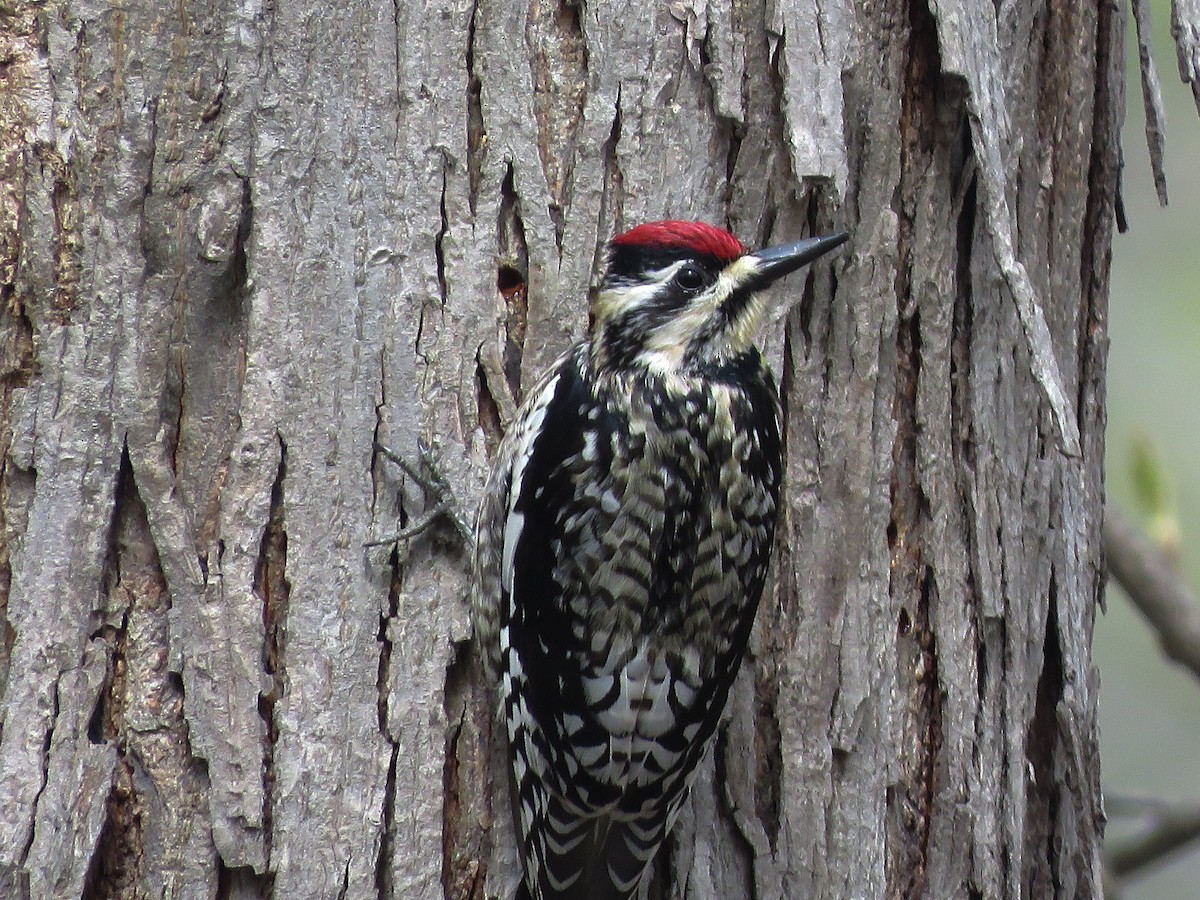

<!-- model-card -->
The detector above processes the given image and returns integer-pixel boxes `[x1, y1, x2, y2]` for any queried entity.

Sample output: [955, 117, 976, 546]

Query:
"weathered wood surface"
[0, 0, 1138, 897]
[1174, 0, 1200, 114]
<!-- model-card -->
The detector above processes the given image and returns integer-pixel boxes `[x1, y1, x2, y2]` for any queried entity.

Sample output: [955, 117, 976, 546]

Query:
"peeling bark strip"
[0, 0, 1172, 896]
[1132, 0, 1170, 205]
[1175, 0, 1200, 114]
[928, 0, 1082, 458]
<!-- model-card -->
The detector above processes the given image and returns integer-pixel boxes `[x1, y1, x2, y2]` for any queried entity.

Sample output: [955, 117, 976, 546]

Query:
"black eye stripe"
[605, 246, 726, 284]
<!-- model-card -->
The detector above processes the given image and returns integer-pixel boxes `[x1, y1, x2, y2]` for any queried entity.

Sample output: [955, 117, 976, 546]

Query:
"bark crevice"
[254, 435, 288, 879]
[497, 163, 531, 405]
[527, 0, 588, 255]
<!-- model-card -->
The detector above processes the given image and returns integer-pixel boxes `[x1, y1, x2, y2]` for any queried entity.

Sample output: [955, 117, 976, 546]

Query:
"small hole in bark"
[898, 607, 912, 636]
[497, 265, 525, 296]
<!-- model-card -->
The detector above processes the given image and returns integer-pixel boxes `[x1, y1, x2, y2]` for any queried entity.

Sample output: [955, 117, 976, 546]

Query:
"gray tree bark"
[0, 0, 1121, 897]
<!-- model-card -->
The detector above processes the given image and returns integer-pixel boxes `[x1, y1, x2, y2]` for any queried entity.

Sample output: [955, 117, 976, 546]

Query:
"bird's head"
[589, 220, 848, 375]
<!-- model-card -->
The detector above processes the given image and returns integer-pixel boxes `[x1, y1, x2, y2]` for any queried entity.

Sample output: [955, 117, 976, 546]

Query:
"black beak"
[745, 232, 849, 290]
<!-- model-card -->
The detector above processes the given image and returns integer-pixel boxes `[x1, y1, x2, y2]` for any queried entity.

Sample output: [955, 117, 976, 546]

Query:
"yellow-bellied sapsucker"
[473, 221, 847, 900]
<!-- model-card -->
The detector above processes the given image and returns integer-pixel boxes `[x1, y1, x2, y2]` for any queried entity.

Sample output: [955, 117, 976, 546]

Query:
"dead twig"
[1107, 798, 1200, 878]
[1104, 504, 1200, 682]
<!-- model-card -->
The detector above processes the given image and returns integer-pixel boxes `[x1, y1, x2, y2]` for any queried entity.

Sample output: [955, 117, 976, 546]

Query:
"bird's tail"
[518, 793, 666, 900]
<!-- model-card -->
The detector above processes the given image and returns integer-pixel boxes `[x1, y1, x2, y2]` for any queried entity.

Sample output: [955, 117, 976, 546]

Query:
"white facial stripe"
[644, 261, 688, 283]
[710, 254, 763, 309]
[635, 255, 770, 369]
[594, 261, 685, 321]
[593, 280, 660, 323]
[594, 252, 774, 372]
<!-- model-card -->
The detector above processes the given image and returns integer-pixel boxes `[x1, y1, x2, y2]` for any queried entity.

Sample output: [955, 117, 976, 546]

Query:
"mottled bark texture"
[0, 0, 1119, 897]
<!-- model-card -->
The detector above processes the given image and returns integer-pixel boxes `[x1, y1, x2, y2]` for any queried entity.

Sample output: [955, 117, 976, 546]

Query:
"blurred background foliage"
[1098, 0, 1200, 895]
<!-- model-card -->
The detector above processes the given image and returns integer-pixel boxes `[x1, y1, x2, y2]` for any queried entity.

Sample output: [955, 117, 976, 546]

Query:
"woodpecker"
[473, 220, 847, 900]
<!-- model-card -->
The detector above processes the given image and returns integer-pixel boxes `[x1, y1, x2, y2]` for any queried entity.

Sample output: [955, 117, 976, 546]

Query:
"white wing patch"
[502, 372, 562, 597]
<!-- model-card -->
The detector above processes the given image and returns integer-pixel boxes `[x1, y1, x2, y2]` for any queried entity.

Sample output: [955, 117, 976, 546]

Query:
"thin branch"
[1104, 504, 1200, 682]
[1107, 800, 1200, 877]
[1107, 792, 1193, 818]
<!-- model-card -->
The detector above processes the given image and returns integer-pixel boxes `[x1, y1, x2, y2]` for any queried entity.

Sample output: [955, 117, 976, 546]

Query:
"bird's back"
[474, 342, 782, 899]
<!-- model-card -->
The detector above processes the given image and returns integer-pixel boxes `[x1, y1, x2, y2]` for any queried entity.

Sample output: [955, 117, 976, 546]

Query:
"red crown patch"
[611, 221, 745, 262]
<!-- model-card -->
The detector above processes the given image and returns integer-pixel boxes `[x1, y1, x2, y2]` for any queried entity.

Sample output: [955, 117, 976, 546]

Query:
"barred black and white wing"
[473, 343, 782, 900]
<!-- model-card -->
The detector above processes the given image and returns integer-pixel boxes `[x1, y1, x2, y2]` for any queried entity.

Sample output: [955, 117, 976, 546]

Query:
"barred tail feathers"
[516, 788, 668, 900]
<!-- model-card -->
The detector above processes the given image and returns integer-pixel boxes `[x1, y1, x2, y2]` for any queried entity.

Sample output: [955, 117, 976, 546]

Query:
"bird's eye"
[675, 265, 706, 292]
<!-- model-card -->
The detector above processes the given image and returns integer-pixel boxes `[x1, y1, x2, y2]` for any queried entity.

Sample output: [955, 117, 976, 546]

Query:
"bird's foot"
[367, 439, 471, 550]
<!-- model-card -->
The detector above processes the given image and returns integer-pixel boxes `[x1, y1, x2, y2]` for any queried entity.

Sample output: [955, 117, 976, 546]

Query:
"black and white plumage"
[473, 221, 847, 900]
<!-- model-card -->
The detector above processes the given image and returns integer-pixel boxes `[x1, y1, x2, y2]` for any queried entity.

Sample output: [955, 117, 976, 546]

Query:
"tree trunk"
[0, 0, 1120, 897]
